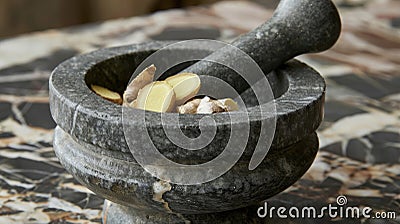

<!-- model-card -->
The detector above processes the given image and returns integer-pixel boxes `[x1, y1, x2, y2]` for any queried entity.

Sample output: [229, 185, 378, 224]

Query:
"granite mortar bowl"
[50, 42, 325, 217]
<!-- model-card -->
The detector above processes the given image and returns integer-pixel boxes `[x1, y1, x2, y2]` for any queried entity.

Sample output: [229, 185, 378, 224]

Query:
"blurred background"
[0, 0, 280, 38]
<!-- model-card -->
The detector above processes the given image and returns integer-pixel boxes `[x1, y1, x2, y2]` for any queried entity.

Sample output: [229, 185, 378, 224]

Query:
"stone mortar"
[50, 42, 325, 223]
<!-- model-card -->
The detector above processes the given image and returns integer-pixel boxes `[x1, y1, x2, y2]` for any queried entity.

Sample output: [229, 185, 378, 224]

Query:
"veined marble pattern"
[0, 0, 399, 223]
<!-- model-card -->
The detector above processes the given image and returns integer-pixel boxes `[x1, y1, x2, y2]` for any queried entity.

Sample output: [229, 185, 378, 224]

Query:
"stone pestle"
[181, 0, 341, 94]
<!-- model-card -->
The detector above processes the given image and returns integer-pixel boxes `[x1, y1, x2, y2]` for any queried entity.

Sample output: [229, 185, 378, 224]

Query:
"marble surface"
[0, 0, 399, 223]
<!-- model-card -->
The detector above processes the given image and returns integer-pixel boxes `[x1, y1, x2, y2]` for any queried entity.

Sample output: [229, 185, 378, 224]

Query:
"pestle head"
[182, 0, 341, 94]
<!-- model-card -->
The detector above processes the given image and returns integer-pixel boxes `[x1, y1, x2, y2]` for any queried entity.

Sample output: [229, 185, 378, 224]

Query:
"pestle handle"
[182, 0, 341, 94]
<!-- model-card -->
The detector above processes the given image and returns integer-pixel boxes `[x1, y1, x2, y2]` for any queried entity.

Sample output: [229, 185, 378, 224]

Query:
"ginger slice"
[178, 97, 239, 114]
[177, 98, 201, 114]
[131, 81, 176, 113]
[165, 73, 200, 105]
[91, 84, 122, 104]
[123, 64, 156, 106]
[218, 98, 239, 112]
[196, 97, 225, 114]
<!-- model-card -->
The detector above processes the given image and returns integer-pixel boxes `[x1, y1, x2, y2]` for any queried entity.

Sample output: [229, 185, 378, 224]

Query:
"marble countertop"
[0, 0, 399, 223]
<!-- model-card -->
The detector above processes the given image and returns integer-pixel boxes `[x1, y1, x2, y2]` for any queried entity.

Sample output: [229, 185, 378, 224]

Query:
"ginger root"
[123, 66, 200, 113]
[176, 98, 201, 114]
[123, 64, 155, 106]
[178, 97, 239, 114]
[91, 84, 122, 104]
[218, 98, 239, 111]
[165, 73, 200, 105]
[131, 81, 176, 113]
[122, 65, 237, 114]
[196, 97, 224, 114]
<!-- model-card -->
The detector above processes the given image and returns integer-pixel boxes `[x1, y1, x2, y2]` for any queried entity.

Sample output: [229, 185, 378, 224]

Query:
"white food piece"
[177, 98, 202, 114]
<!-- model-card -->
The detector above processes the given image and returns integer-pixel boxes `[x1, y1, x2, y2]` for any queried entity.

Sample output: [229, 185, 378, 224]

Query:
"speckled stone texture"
[54, 127, 319, 223]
